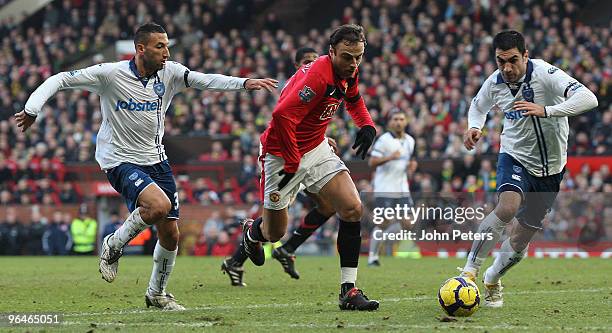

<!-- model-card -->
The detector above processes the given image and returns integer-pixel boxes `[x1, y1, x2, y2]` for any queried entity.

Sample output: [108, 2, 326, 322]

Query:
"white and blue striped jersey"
[370, 131, 415, 196]
[468, 59, 598, 177]
[25, 59, 247, 170]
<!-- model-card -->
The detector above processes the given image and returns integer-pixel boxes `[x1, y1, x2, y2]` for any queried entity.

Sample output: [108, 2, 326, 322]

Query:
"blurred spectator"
[102, 211, 123, 240]
[210, 230, 235, 256]
[0, 207, 26, 255]
[25, 209, 47, 255]
[42, 211, 72, 255]
[70, 204, 98, 255]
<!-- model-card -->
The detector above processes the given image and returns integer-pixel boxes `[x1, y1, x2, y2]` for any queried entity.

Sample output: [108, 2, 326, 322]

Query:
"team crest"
[68, 70, 81, 77]
[298, 85, 315, 103]
[521, 86, 534, 102]
[269, 191, 281, 203]
[548, 67, 559, 74]
[512, 165, 522, 173]
[153, 82, 166, 97]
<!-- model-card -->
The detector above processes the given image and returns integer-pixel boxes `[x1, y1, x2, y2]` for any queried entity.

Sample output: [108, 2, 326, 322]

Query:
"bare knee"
[494, 199, 520, 223]
[338, 201, 363, 221]
[141, 196, 172, 223]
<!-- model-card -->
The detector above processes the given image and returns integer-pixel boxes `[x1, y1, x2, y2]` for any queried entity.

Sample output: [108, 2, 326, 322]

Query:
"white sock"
[484, 238, 527, 285]
[368, 227, 382, 262]
[148, 241, 178, 295]
[341, 267, 358, 284]
[463, 212, 507, 275]
[109, 208, 148, 250]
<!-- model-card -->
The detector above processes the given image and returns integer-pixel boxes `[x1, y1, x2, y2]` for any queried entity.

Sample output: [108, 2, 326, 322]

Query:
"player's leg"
[461, 153, 525, 279]
[143, 161, 185, 310]
[462, 191, 520, 278]
[100, 164, 170, 283]
[272, 191, 335, 279]
[145, 218, 184, 310]
[367, 197, 391, 266]
[482, 171, 563, 307]
[317, 171, 379, 311]
[240, 151, 304, 266]
[280, 191, 335, 253]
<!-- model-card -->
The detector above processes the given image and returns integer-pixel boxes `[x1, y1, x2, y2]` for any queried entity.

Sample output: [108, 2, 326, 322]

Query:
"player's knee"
[338, 201, 363, 221]
[145, 197, 172, 222]
[494, 200, 520, 223]
[316, 202, 335, 218]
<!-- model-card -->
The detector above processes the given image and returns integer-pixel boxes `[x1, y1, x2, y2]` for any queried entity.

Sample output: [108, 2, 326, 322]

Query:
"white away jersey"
[25, 59, 247, 170]
[370, 131, 415, 196]
[468, 59, 598, 177]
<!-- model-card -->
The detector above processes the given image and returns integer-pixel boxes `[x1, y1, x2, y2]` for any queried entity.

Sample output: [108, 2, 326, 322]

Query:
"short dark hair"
[493, 30, 526, 54]
[295, 47, 317, 63]
[134, 22, 166, 46]
[329, 24, 367, 48]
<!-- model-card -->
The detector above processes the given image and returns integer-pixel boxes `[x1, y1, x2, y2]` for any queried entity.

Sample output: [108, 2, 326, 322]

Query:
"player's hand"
[327, 137, 338, 155]
[14, 110, 36, 132]
[463, 127, 482, 150]
[277, 170, 296, 190]
[244, 78, 279, 93]
[352, 125, 376, 160]
[514, 101, 546, 117]
[390, 150, 402, 160]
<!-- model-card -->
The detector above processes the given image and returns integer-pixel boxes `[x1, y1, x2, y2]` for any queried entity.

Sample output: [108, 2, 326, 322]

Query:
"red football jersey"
[261, 55, 374, 173]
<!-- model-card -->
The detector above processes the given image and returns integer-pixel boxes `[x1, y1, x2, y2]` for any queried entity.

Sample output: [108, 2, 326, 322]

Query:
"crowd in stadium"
[0, 0, 610, 252]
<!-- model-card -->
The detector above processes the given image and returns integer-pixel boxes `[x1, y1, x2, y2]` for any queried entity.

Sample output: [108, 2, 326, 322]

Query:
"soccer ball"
[438, 276, 480, 317]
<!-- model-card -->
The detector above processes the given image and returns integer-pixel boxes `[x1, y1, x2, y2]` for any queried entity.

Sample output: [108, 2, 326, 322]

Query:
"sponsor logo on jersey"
[134, 178, 144, 187]
[504, 110, 525, 120]
[128, 172, 139, 181]
[512, 174, 522, 181]
[298, 85, 315, 103]
[115, 98, 161, 112]
[68, 70, 81, 77]
[319, 102, 340, 120]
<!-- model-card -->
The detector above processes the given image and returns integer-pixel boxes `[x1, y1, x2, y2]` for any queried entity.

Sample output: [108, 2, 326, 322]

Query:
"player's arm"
[16, 64, 110, 132]
[517, 67, 598, 118]
[368, 138, 400, 168]
[465, 80, 494, 150]
[273, 73, 327, 174]
[345, 73, 376, 159]
[176, 62, 277, 93]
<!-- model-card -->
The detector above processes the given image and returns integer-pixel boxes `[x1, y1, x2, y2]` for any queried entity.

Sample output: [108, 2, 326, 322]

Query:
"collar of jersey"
[495, 59, 534, 85]
[129, 57, 159, 88]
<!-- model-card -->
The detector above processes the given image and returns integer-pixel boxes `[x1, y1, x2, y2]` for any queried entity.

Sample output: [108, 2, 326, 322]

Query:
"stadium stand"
[0, 0, 609, 255]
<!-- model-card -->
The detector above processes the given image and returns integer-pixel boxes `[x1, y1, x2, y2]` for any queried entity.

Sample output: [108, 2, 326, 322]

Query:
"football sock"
[147, 241, 177, 295]
[338, 219, 360, 289]
[281, 208, 331, 253]
[463, 212, 507, 275]
[484, 238, 527, 285]
[247, 217, 268, 242]
[228, 243, 248, 266]
[368, 226, 382, 263]
[109, 208, 148, 250]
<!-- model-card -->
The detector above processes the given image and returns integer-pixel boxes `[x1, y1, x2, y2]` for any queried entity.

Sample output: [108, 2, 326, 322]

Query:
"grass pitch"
[1, 256, 610, 332]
